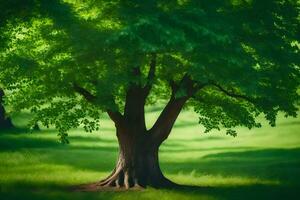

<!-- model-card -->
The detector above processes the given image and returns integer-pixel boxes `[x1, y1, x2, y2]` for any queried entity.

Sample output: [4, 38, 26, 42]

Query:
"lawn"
[0, 108, 300, 200]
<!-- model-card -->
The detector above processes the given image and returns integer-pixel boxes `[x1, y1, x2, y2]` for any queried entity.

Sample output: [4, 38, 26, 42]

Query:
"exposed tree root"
[96, 166, 145, 189]
[73, 169, 180, 192]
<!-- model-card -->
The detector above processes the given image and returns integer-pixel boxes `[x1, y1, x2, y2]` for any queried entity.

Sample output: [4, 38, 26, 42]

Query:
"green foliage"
[192, 87, 262, 135]
[0, 0, 299, 139]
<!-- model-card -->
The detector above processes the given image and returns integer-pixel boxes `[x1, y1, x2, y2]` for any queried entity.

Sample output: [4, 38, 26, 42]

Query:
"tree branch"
[170, 74, 206, 98]
[148, 74, 211, 145]
[147, 53, 156, 83]
[143, 53, 156, 96]
[72, 83, 124, 124]
[73, 83, 96, 102]
[210, 82, 255, 104]
[107, 109, 124, 125]
[169, 80, 177, 93]
[149, 96, 187, 145]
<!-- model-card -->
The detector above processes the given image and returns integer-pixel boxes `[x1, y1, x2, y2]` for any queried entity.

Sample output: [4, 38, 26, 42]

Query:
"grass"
[0, 108, 300, 200]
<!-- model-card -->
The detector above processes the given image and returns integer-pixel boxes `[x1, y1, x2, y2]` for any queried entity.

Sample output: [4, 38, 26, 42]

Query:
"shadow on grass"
[170, 184, 299, 200]
[0, 127, 30, 134]
[0, 136, 60, 151]
[0, 132, 119, 172]
[0, 132, 117, 151]
[161, 148, 300, 188]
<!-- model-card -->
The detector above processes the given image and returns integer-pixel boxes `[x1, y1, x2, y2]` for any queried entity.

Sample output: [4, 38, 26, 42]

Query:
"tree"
[0, 88, 13, 129]
[0, 0, 299, 189]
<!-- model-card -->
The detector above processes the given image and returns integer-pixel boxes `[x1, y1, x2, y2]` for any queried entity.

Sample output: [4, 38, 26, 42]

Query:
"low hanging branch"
[210, 82, 256, 104]
[73, 83, 96, 102]
[72, 83, 124, 124]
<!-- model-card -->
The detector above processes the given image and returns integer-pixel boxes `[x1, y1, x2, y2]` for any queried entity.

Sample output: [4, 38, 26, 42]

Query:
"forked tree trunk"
[74, 65, 195, 190]
[0, 89, 13, 129]
[95, 95, 188, 189]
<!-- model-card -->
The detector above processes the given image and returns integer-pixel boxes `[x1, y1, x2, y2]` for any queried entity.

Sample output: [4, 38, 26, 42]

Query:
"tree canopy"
[0, 0, 299, 142]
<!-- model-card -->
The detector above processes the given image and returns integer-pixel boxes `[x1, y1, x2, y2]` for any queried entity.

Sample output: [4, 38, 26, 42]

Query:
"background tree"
[0, 0, 299, 189]
[0, 0, 38, 130]
[0, 88, 13, 129]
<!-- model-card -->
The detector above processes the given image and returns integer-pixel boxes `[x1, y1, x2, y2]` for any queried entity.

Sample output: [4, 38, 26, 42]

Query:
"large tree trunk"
[0, 89, 13, 129]
[98, 126, 175, 189]
[93, 96, 188, 190]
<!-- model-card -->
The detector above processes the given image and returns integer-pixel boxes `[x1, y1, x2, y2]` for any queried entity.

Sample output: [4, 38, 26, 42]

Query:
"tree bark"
[96, 95, 188, 189]
[150, 96, 189, 146]
[97, 125, 176, 189]
[0, 88, 13, 129]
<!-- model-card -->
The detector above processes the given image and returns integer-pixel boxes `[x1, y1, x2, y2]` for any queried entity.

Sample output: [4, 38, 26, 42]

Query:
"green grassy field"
[0, 108, 300, 200]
